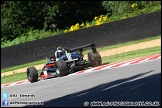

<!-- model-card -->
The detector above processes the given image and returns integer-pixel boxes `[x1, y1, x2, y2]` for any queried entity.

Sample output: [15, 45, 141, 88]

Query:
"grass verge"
[1, 46, 161, 84]
[1, 35, 161, 73]
[1, 60, 47, 73]
[102, 46, 161, 64]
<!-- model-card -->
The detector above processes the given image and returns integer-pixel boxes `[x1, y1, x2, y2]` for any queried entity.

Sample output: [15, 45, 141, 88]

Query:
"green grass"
[1, 46, 161, 84]
[1, 60, 47, 73]
[1, 70, 41, 84]
[1, 35, 161, 73]
[102, 46, 161, 64]
[1, 72, 27, 84]
[1, 29, 64, 48]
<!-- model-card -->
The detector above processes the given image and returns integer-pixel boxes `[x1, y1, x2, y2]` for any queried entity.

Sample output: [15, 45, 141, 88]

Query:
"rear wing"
[67, 42, 97, 54]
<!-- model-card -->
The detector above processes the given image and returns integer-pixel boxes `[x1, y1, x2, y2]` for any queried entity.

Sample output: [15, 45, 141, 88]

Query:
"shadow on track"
[26, 70, 161, 107]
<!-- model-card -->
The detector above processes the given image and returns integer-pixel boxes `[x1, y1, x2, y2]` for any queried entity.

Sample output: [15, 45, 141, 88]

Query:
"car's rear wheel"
[88, 51, 102, 67]
[27, 67, 38, 83]
[55, 60, 69, 77]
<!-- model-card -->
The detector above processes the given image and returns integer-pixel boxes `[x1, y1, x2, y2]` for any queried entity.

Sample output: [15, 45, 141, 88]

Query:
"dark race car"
[27, 42, 102, 83]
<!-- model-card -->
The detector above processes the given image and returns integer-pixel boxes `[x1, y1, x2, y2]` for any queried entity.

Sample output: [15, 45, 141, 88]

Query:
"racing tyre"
[55, 60, 69, 77]
[88, 51, 102, 67]
[27, 67, 38, 83]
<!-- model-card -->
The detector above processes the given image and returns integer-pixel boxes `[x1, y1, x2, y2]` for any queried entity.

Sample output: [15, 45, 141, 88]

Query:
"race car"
[26, 42, 102, 83]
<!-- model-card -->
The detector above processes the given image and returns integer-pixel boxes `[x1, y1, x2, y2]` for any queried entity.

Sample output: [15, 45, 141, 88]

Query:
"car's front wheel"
[27, 67, 38, 83]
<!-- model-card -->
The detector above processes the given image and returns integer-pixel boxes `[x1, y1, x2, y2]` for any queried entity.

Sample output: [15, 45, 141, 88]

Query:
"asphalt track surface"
[1, 59, 161, 107]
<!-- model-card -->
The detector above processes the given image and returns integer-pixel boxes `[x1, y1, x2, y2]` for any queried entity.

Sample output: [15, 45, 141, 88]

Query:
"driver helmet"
[57, 46, 64, 50]
[56, 46, 65, 58]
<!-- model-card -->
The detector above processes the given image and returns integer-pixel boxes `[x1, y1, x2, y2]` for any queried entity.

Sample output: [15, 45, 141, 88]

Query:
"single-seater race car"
[27, 42, 102, 83]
